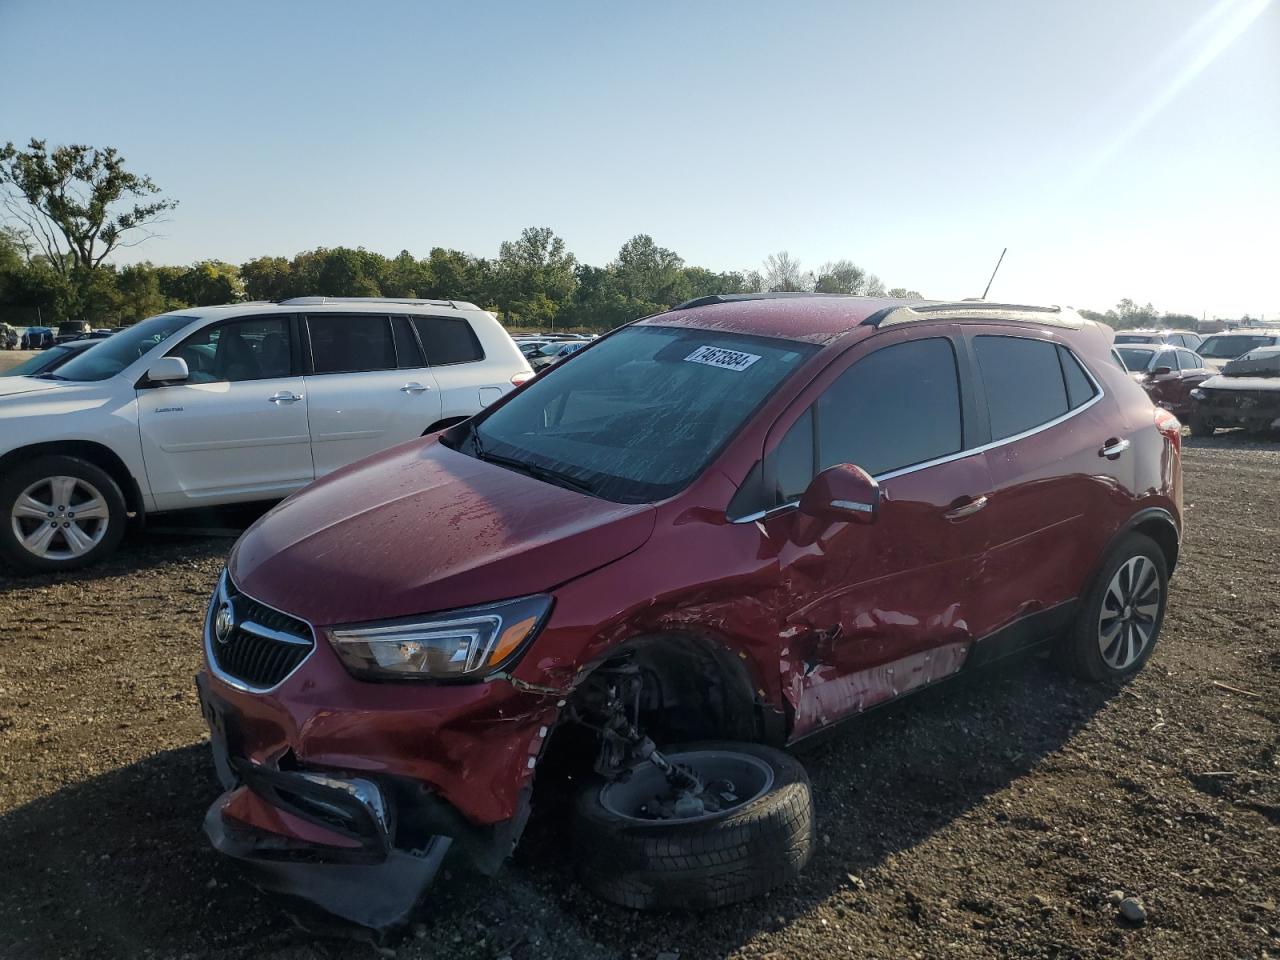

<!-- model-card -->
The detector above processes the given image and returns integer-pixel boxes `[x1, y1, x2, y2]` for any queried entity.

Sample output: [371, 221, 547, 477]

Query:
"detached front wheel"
[0, 455, 126, 572]
[572, 742, 814, 910]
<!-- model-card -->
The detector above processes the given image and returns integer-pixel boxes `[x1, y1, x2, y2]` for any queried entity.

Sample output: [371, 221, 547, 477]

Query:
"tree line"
[0, 139, 1218, 333]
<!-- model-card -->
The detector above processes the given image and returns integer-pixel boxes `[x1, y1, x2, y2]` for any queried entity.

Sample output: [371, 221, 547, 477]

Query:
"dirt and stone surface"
[0, 434, 1276, 959]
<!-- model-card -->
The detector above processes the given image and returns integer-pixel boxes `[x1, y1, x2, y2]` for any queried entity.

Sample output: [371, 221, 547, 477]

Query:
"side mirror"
[147, 356, 189, 384]
[798, 463, 880, 525]
[1151, 366, 1173, 377]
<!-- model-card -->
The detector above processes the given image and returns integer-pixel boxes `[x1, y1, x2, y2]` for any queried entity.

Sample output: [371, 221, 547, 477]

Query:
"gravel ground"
[0, 434, 1277, 960]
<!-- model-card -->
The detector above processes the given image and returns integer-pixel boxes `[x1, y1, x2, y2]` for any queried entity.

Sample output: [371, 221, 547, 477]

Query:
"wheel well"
[1133, 515, 1179, 573]
[573, 634, 768, 745]
[422, 416, 470, 436]
[0, 441, 144, 517]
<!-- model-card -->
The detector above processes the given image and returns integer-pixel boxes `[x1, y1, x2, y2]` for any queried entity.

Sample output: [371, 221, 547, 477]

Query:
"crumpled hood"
[229, 438, 656, 626]
[0, 376, 62, 399]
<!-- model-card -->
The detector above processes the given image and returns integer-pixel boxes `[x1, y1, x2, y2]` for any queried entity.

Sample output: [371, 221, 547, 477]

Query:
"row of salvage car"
[1114, 328, 1280, 437]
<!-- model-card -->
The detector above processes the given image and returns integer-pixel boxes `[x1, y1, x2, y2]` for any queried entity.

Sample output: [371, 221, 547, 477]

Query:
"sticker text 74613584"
[684, 345, 762, 372]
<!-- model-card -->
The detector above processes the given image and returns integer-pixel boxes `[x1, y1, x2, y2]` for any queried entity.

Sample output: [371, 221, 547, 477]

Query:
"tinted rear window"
[412, 316, 484, 365]
[308, 314, 397, 374]
[975, 336, 1069, 440]
[1059, 346, 1097, 409]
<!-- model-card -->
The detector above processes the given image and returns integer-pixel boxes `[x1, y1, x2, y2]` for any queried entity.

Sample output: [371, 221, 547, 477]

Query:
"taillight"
[1153, 406, 1181, 453]
[511, 371, 534, 386]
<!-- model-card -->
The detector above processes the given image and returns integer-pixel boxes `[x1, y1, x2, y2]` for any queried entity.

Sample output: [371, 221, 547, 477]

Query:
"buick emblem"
[214, 602, 235, 644]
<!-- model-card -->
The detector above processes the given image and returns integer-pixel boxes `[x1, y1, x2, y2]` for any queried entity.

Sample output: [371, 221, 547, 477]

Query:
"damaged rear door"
[753, 325, 993, 737]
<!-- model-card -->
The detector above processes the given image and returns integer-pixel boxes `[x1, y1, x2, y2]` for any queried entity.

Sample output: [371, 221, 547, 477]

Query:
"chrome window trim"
[730, 340, 1105, 523]
[204, 570, 318, 694]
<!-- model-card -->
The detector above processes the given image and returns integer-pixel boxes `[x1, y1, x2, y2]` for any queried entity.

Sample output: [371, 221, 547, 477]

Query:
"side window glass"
[392, 316, 426, 368]
[411, 316, 484, 365]
[167, 317, 291, 384]
[308, 315, 396, 374]
[974, 336, 1069, 440]
[1058, 346, 1097, 410]
[817, 338, 963, 476]
[1154, 350, 1176, 372]
[1179, 350, 1201, 370]
[766, 408, 815, 504]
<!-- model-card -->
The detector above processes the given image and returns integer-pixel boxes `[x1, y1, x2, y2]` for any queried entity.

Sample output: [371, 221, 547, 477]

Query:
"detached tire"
[1055, 532, 1168, 683]
[0, 455, 127, 573]
[572, 742, 814, 910]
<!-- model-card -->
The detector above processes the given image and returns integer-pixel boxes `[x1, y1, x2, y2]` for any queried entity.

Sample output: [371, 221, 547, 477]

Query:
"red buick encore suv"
[197, 295, 1182, 929]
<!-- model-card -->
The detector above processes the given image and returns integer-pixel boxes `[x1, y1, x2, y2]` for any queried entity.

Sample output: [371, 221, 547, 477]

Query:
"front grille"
[210, 577, 315, 689]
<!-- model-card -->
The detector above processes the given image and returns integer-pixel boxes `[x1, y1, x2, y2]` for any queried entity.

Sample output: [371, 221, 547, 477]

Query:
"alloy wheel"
[1098, 555, 1161, 670]
[10, 475, 111, 561]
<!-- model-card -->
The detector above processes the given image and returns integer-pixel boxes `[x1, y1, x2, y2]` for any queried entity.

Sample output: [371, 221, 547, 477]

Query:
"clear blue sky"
[2, 0, 1276, 319]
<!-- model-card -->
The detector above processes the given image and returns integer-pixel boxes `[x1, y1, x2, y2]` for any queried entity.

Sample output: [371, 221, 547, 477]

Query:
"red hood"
[229, 439, 656, 626]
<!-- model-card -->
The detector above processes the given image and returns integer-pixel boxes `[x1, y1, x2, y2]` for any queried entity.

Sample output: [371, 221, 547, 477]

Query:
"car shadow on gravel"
[0, 654, 1118, 960]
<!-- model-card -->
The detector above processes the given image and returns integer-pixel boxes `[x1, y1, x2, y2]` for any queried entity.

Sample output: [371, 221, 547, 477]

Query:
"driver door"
[751, 327, 993, 737]
[137, 315, 314, 511]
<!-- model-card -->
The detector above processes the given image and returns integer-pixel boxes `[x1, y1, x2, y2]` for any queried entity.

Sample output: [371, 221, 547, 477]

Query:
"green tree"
[614, 234, 688, 305]
[814, 259, 868, 294]
[168, 260, 245, 306]
[495, 227, 577, 323]
[240, 255, 294, 301]
[0, 139, 177, 319]
[886, 286, 923, 298]
[116, 262, 177, 321]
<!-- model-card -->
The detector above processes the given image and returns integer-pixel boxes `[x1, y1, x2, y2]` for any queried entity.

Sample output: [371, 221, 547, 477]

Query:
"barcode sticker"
[684, 345, 761, 372]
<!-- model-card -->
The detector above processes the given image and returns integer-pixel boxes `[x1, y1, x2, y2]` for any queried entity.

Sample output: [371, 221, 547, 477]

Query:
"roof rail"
[672, 292, 867, 311]
[863, 301, 1087, 330]
[274, 296, 478, 310]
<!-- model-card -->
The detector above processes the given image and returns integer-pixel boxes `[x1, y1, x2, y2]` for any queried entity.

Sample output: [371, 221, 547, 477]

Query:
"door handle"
[268, 392, 303, 404]
[944, 495, 988, 520]
[400, 382, 430, 394]
[1099, 438, 1130, 459]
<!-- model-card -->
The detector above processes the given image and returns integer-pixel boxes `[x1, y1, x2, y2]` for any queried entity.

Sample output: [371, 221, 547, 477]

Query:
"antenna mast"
[981, 247, 1007, 300]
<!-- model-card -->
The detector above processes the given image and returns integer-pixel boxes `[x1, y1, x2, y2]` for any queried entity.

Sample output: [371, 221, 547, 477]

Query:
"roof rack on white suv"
[275, 296, 480, 310]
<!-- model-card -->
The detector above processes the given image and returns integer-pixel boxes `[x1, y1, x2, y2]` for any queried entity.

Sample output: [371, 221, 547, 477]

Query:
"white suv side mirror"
[147, 356, 190, 384]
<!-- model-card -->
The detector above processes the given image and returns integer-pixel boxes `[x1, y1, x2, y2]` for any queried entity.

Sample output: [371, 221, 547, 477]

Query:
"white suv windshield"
[52, 314, 198, 382]
[464, 326, 817, 503]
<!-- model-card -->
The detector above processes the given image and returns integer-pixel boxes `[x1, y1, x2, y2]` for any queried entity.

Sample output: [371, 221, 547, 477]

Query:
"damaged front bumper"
[204, 767, 452, 930]
[196, 672, 539, 930]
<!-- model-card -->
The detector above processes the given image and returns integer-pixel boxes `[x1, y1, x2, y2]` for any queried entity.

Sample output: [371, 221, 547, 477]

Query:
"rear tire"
[0, 455, 127, 573]
[1055, 533, 1167, 683]
[572, 741, 814, 910]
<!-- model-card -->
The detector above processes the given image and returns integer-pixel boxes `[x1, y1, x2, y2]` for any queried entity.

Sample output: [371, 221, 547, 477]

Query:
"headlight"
[328, 594, 553, 681]
[1190, 388, 1206, 400]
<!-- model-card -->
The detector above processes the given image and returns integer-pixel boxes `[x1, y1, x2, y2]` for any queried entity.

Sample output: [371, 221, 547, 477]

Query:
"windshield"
[1116, 347, 1157, 371]
[1199, 334, 1275, 359]
[3, 345, 72, 377]
[54, 314, 197, 382]
[466, 326, 817, 503]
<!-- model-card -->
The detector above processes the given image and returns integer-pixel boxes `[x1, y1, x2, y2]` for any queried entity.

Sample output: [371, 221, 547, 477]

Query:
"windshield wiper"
[35, 372, 66, 380]
[469, 433, 596, 495]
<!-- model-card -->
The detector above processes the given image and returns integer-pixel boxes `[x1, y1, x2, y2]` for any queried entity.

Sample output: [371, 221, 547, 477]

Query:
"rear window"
[411, 316, 484, 365]
[307, 314, 397, 374]
[1113, 333, 1156, 344]
[1198, 334, 1276, 359]
[1116, 347, 1156, 372]
[975, 336, 1070, 440]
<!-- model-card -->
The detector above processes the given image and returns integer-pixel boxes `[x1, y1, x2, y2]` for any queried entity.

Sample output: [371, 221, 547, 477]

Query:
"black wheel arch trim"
[1109, 507, 1180, 574]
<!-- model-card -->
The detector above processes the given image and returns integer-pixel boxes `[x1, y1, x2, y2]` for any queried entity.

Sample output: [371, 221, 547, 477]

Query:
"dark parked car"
[1114, 344, 1213, 417]
[1189, 346, 1280, 436]
[1113, 328, 1203, 351]
[198, 295, 1182, 930]
[21, 326, 54, 350]
[0, 337, 104, 377]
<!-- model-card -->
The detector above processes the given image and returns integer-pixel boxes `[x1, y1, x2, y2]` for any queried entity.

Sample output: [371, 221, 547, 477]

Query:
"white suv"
[0, 298, 533, 572]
